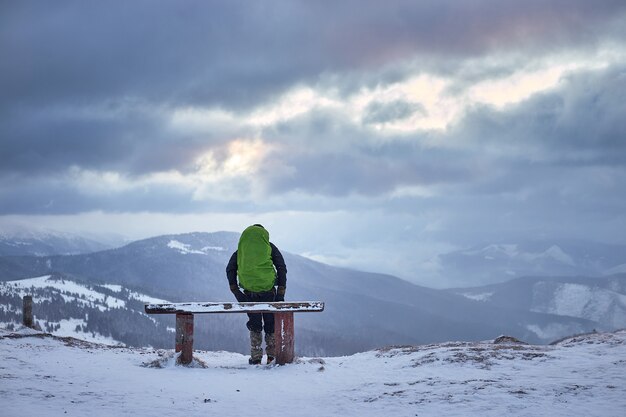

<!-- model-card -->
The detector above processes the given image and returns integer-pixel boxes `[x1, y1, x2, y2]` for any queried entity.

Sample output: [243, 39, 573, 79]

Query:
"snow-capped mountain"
[0, 225, 116, 256]
[1, 327, 625, 416]
[451, 274, 626, 340]
[0, 232, 612, 354]
[439, 240, 626, 286]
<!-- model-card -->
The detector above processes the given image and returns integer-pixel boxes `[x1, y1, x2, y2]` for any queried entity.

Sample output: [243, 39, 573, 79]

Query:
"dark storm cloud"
[4, 63, 623, 213]
[1, 0, 625, 215]
[2, 0, 624, 110]
[0, 174, 263, 215]
[259, 113, 471, 197]
[256, 63, 626, 200]
[1, 0, 316, 110]
[397, 65, 626, 247]
[1, 104, 147, 175]
[265, 148, 469, 197]
[0, 102, 234, 176]
[0, 176, 180, 215]
[450, 65, 626, 169]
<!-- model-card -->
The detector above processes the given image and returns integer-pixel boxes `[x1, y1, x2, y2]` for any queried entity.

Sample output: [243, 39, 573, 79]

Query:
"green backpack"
[237, 225, 276, 292]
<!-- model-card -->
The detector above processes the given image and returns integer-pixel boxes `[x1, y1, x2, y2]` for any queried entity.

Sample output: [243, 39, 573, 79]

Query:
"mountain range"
[0, 230, 624, 355]
[438, 240, 626, 286]
[0, 225, 117, 256]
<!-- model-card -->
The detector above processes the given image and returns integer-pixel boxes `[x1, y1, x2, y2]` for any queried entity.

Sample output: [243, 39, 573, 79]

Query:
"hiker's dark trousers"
[243, 289, 276, 334]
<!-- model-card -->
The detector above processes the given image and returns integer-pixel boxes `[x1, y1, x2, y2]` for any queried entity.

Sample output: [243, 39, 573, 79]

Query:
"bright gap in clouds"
[468, 61, 611, 109]
[191, 138, 273, 201]
[165, 48, 620, 143]
[53, 49, 621, 213]
[220, 139, 268, 176]
[62, 138, 274, 204]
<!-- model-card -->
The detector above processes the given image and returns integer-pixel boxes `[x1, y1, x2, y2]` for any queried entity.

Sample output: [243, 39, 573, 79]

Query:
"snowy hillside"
[452, 274, 626, 340]
[1, 327, 625, 417]
[530, 281, 626, 328]
[1, 233, 615, 353]
[1, 232, 623, 353]
[0, 274, 172, 346]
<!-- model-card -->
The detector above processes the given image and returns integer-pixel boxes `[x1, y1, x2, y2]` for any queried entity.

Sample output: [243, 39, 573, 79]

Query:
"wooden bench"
[144, 301, 325, 365]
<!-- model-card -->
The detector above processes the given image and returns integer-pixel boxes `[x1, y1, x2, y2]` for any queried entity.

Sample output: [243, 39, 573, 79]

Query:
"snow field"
[1, 328, 625, 417]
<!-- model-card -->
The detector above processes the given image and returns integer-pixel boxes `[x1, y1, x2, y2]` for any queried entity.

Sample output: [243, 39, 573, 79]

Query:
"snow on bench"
[144, 301, 325, 365]
[145, 301, 324, 314]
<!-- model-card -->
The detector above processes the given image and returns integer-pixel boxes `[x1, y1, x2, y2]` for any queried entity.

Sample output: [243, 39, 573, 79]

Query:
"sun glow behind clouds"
[246, 87, 342, 126]
[222, 138, 270, 175]
[162, 47, 623, 152]
[67, 138, 275, 203]
[169, 54, 618, 144]
[355, 74, 462, 132]
[191, 138, 272, 201]
[65, 49, 624, 207]
[468, 61, 611, 108]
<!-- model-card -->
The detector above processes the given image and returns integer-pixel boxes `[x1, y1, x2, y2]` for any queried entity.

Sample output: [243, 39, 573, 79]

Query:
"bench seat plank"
[145, 301, 324, 315]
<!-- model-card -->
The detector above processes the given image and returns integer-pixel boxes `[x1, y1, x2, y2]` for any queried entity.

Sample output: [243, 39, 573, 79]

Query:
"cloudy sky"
[1, 0, 625, 286]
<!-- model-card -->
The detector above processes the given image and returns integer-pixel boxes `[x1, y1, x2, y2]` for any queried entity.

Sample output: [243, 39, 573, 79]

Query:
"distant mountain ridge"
[0, 226, 115, 256]
[438, 239, 626, 286]
[450, 274, 626, 337]
[2, 231, 621, 355]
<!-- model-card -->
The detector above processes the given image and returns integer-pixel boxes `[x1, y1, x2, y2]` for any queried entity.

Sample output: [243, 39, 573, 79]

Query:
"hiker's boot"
[265, 332, 276, 364]
[249, 330, 263, 365]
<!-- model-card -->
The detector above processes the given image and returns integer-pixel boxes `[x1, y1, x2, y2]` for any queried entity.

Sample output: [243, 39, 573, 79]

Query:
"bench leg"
[274, 312, 294, 365]
[175, 313, 194, 365]
[23, 295, 33, 328]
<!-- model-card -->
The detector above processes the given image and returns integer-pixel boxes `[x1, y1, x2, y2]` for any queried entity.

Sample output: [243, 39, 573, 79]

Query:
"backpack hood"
[237, 225, 275, 292]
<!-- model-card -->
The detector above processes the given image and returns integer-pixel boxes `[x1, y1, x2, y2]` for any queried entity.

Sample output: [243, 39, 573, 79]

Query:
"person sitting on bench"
[226, 224, 287, 364]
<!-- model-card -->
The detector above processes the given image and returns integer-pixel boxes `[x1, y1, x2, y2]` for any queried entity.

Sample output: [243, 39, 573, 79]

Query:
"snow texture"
[531, 282, 626, 327]
[3, 275, 127, 309]
[101, 284, 123, 292]
[0, 276, 170, 345]
[2, 275, 168, 308]
[167, 240, 225, 255]
[459, 292, 494, 302]
[1, 326, 625, 416]
[146, 301, 325, 314]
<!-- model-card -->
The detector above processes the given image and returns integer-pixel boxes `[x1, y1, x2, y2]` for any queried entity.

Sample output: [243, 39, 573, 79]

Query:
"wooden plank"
[145, 301, 324, 315]
[275, 312, 294, 365]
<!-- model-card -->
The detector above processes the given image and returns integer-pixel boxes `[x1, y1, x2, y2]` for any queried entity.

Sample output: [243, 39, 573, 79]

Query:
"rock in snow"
[1, 327, 625, 416]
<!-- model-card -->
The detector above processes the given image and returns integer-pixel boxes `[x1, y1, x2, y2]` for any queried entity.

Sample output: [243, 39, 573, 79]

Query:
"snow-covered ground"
[1, 327, 624, 417]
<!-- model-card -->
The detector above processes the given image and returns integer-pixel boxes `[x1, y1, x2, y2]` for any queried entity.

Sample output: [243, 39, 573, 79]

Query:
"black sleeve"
[226, 251, 238, 287]
[270, 243, 287, 288]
